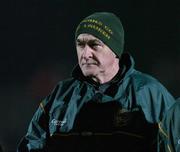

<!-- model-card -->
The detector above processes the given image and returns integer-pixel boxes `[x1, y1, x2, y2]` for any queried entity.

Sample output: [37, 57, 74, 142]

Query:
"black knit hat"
[75, 12, 124, 57]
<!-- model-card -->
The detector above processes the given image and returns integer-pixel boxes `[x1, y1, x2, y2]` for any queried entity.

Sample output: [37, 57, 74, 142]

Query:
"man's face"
[76, 33, 118, 77]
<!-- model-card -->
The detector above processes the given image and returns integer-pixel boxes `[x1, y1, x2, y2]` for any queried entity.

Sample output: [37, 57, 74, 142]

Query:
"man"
[17, 12, 176, 152]
[158, 98, 180, 152]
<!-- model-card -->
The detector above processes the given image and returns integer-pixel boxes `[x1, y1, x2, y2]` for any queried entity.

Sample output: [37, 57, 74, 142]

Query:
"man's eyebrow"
[76, 38, 102, 43]
[76, 38, 87, 44]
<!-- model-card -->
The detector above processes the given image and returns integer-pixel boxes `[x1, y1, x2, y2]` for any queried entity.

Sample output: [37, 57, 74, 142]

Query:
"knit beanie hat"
[75, 12, 124, 57]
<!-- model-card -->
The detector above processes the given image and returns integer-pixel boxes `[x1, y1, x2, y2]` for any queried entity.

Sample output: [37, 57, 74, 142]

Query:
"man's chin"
[83, 73, 94, 77]
[82, 70, 96, 77]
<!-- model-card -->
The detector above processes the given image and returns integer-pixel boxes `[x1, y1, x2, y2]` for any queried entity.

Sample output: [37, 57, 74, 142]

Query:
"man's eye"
[90, 43, 100, 48]
[77, 42, 85, 47]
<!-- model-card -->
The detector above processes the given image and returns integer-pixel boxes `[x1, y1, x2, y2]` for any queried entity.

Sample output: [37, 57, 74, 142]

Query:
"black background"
[0, 0, 179, 151]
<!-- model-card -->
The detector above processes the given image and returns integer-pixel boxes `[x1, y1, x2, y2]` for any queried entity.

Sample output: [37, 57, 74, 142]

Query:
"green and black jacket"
[17, 53, 176, 152]
[158, 98, 180, 152]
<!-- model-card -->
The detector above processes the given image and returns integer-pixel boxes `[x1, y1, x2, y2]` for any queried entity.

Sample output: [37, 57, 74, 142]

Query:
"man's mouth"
[82, 62, 97, 66]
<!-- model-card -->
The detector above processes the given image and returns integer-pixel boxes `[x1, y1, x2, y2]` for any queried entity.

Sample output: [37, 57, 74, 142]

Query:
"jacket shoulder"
[40, 78, 79, 111]
[129, 70, 163, 90]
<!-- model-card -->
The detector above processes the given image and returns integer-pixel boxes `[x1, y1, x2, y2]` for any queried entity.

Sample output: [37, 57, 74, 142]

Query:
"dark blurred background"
[0, 0, 179, 151]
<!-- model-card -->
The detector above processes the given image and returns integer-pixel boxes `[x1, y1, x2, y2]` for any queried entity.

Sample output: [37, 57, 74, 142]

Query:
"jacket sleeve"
[138, 81, 176, 123]
[17, 84, 60, 152]
[17, 98, 50, 152]
[158, 100, 180, 152]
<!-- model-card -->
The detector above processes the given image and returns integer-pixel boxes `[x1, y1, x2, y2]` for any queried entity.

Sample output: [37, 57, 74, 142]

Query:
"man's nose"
[82, 45, 93, 58]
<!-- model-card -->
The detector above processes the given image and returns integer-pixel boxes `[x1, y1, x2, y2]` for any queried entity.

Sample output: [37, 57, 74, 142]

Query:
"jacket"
[158, 98, 180, 152]
[17, 53, 176, 152]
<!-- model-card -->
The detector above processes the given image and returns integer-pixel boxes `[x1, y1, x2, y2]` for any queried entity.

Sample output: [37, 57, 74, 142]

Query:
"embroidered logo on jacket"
[178, 139, 180, 144]
[51, 118, 67, 126]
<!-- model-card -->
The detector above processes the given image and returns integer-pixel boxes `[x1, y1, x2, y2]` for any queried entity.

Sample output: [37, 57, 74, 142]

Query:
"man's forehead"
[76, 34, 102, 43]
